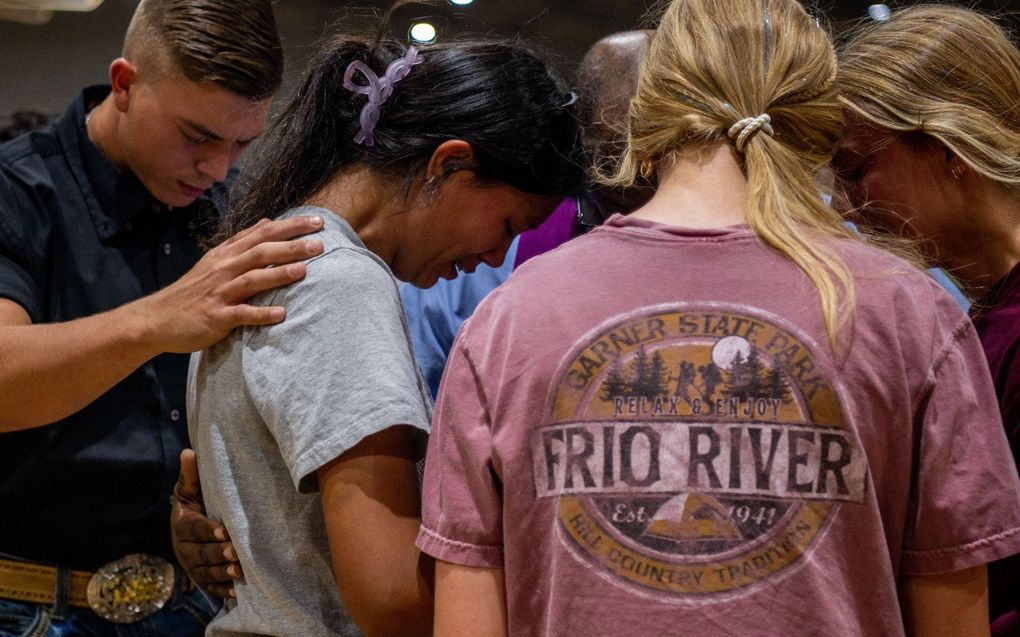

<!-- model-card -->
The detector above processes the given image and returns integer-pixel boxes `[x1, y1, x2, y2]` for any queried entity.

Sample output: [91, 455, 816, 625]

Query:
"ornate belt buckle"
[86, 554, 175, 624]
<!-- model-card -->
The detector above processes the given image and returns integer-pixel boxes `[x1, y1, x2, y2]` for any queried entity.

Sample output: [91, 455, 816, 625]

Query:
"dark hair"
[225, 36, 582, 236]
[0, 110, 53, 143]
[124, 0, 283, 101]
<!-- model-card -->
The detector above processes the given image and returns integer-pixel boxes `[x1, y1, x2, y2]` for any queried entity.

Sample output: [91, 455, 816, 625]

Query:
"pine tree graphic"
[646, 351, 671, 396]
[765, 360, 791, 402]
[629, 345, 669, 398]
[724, 349, 773, 401]
[600, 358, 631, 401]
[631, 345, 650, 395]
[724, 350, 750, 400]
[600, 346, 672, 401]
[746, 349, 766, 399]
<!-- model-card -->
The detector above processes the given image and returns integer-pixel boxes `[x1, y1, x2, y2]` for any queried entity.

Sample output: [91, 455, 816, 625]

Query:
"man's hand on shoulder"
[128, 215, 326, 354]
[0, 215, 327, 431]
[171, 449, 243, 599]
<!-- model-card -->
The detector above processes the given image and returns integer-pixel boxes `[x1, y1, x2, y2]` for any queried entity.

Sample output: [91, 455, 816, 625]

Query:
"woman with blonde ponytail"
[836, 6, 1020, 634]
[417, 1, 1020, 635]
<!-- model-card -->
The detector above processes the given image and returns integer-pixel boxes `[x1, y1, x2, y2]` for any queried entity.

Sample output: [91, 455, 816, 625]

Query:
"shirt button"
[151, 204, 160, 213]
[163, 243, 172, 255]
[170, 409, 181, 422]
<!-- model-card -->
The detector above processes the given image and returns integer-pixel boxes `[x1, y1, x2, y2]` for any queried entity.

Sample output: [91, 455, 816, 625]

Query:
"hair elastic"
[343, 46, 425, 146]
[728, 114, 774, 152]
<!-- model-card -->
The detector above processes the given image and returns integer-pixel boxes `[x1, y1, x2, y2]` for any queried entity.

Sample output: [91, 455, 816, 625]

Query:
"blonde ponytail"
[605, 0, 856, 349]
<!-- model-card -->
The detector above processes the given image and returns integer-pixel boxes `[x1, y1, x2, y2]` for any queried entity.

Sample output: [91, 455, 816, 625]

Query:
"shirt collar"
[54, 85, 223, 241]
[973, 259, 1020, 315]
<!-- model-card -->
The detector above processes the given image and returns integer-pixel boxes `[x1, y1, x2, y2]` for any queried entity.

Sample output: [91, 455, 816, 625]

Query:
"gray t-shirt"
[188, 206, 432, 637]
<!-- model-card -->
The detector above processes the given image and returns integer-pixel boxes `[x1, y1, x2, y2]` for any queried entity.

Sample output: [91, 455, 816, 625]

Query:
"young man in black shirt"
[0, 0, 323, 633]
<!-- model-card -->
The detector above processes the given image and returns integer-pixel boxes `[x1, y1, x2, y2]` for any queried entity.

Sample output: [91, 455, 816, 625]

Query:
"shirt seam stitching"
[912, 315, 973, 414]
[418, 524, 504, 554]
[902, 523, 1020, 559]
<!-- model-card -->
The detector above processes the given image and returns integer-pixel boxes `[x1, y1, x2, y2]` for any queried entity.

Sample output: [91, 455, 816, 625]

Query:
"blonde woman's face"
[834, 117, 966, 256]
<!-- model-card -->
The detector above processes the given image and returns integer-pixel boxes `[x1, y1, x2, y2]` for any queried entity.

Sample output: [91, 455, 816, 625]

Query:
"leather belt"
[0, 554, 184, 623]
[0, 558, 91, 607]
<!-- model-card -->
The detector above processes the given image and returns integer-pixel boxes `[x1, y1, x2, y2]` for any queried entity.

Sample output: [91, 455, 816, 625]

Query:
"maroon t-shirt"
[418, 216, 1020, 636]
[971, 260, 1020, 630]
[972, 261, 1020, 473]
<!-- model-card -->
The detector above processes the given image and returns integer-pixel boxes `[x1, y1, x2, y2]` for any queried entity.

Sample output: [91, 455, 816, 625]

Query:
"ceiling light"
[450, 0, 474, 5]
[0, 7, 51, 22]
[867, 4, 891, 21]
[0, 0, 103, 24]
[1, 0, 101, 10]
[409, 21, 437, 43]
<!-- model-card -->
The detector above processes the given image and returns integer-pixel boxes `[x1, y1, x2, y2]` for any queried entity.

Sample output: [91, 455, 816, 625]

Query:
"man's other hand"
[171, 449, 243, 598]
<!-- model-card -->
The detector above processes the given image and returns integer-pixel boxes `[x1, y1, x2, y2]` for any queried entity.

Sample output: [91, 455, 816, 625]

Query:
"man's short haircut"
[575, 31, 652, 152]
[123, 0, 283, 101]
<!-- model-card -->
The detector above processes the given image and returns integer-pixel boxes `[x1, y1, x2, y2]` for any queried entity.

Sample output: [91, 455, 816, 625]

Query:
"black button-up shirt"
[0, 86, 228, 569]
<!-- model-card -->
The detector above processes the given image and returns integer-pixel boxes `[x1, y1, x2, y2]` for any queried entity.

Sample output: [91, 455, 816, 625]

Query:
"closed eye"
[832, 156, 871, 183]
[181, 128, 209, 145]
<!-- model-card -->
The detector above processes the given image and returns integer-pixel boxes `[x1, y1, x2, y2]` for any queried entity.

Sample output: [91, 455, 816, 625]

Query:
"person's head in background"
[87, 0, 283, 208]
[606, 0, 855, 345]
[0, 110, 54, 143]
[226, 35, 582, 288]
[574, 30, 655, 226]
[836, 4, 1020, 294]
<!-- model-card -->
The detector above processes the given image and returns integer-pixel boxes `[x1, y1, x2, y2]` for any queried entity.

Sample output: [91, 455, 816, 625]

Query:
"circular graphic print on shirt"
[531, 304, 866, 601]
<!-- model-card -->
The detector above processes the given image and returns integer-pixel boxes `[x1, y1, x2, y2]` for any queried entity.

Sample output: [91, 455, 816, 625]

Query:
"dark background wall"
[0, 0, 1016, 116]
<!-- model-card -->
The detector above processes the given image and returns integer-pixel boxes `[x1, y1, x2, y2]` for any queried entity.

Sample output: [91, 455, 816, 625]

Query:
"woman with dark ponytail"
[417, 1, 1020, 635]
[187, 33, 580, 637]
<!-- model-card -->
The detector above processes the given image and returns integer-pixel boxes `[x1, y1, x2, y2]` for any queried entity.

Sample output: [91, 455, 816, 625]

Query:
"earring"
[640, 159, 655, 180]
[424, 175, 439, 197]
[951, 164, 966, 180]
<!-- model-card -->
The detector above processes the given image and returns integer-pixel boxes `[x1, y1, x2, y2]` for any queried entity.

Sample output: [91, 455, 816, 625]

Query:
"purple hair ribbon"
[343, 46, 425, 146]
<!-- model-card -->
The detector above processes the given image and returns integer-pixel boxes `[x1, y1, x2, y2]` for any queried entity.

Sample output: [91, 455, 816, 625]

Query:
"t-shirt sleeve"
[0, 173, 42, 321]
[242, 248, 431, 494]
[417, 329, 505, 568]
[901, 317, 1020, 575]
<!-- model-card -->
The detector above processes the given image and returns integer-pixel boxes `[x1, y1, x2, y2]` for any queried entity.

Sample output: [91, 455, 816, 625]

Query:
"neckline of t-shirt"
[283, 204, 369, 251]
[974, 258, 1020, 311]
[599, 213, 755, 242]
